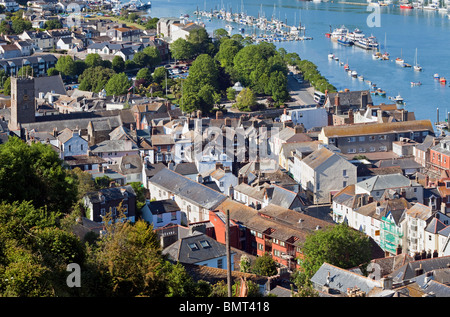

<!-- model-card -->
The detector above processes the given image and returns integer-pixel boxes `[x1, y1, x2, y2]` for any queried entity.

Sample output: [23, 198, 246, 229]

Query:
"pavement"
[285, 72, 317, 107]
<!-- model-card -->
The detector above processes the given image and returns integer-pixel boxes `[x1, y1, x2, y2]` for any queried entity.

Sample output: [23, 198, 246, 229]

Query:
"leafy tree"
[0, 137, 78, 214]
[187, 27, 211, 56]
[132, 51, 149, 68]
[3, 76, 10, 95]
[73, 60, 86, 76]
[152, 66, 168, 85]
[47, 67, 59, 76]
[0, 20, 12, 35]
[17, 65, 33, 77]
[215, 38, 242, 69]
[294, 223, 372, 287]
[179, 91, 200, 114]
[226, 86, 236, 101]
[184, 54, 219, 93]
[143, 46, 162, 68]
[135, 67, 153, 85]
[44, 19, 62, 30]
[34, 227, 86, 270]
[112, 55, 125, 73]
[197, 84, 216, 113]
[235, 88, 257, 112]
[213, 28, 230, 42]
[170, 38, 194, 61]
[55, 55, 76, 77]
[92, 218, 163, 296]
[78, 66, 115, 93]
[130, 182, 146, 211]
[11, 18, 32, 34]
[94, 175, 113, 189]
[105, 72, 132, 96]
[84, 53, 103, 68]
[251, 252, 277, 276]
[69, 167, 96, 200]
[268, 70, 289, 103]
[144, 17, 159, 29]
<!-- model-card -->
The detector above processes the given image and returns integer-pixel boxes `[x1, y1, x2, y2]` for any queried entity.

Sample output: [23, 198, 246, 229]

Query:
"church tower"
[9, 75, 35, 131]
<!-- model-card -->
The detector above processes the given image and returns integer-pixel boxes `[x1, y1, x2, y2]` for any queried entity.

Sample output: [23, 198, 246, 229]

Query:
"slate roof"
[388, 256, 450, 283]
[356, 173, 419, 192]
[84, 185, 136, 204]
[300, 147, 336, 170]
[425, 217, 448, 234]
[163, 232, 230, 264]
[327, 90, 373, 108]
[149, 168, 227, 210]
[147, 199, 180, 215]
[172, 162, 198, 176]
[90, 139, 139, 153]
[322, 120, 433, 138]
[311, 262, 382, 296]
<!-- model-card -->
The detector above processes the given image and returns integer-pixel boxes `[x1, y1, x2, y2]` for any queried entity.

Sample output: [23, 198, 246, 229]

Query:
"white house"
[281, 107, 328, 131]
[355, 173, 424, 204]
[295, 147, 357, 204]
[148, 168, 227, 224]
[140, 199, 182, 229]
[56, 128, 88, 159]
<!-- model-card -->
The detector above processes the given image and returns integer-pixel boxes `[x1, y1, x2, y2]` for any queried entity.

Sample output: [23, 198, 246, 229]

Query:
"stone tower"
[9, 76, 35, 131]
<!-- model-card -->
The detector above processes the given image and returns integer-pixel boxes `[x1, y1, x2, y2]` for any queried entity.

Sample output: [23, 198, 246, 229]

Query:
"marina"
[192, 6, 313, 43]
[147, 0, 450, 128]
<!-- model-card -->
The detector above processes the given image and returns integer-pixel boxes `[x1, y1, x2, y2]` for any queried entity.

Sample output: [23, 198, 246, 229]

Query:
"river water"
[146, 0, 450, 125]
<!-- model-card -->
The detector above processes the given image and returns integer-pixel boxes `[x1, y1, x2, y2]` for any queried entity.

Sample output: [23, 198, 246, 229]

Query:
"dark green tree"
[0, 137, 78, 214]
[112, 55, 125, 73]
[251, 253, 277, 277]
[84, 53, 103, 68]
[135, 68, 153, 86]
[294, 223, 372, 287]
[44, 19, 63, 30]
[170, 38, 194, 61]
[78, 66, 115, 93]
[55, 55, 76, 77]
[47, 67, 59, 76]
[104, 72, 132, 96]
[143, 46, 162, 68]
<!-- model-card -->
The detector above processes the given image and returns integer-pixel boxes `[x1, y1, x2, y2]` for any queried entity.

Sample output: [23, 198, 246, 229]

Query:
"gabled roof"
[405, 203, 433, 221]
[147, 199, 180, 215]
[311, 262, 382, 296]
[300, 147, 338, 170]
[149, 168, 227, 210]
[163, 232, 230, 264]
[425, 217, 448, 234]
[389, 256, 450, 283]
[356, 173, 418, 192]
[322, 120, 433, 138]
[84, 185, 136, 204]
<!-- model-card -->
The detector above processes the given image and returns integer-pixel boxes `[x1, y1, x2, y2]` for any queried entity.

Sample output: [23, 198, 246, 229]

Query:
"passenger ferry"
[330, 26, 349, 42]
[354, 36, 379, 50]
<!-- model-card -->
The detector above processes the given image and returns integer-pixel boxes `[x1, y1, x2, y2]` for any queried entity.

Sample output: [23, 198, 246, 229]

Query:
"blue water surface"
[145, 0, 450, 124]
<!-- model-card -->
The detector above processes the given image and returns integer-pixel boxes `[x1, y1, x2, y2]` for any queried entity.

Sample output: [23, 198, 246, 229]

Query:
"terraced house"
[318, 120, 434, 159]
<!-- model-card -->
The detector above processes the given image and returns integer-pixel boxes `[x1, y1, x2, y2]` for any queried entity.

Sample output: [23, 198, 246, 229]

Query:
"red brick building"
[208, 199, 332, 271]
